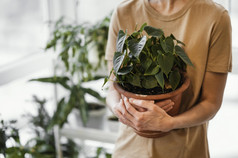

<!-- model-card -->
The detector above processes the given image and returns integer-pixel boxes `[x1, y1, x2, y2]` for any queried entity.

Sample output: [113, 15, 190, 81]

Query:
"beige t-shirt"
[105, 0, 232, 157]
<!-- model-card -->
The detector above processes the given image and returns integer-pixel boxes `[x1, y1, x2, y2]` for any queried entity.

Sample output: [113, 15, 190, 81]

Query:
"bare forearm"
[171, 72, 227, 130]
[171, 100, 221, 130]
[106, 60, 121, 113]
[106, 83, 121, 113]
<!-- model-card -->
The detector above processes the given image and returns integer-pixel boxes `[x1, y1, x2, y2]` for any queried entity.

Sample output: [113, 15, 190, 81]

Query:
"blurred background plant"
[0, 95, 79, 158]
[30, 14, 111, 128]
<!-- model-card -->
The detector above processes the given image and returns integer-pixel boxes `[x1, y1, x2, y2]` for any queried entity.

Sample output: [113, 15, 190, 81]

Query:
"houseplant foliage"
[30, 15, 110, 127]
[105, 23, 193, 95]
[0, 96, 79, 158]
[104, 23, 193, 138]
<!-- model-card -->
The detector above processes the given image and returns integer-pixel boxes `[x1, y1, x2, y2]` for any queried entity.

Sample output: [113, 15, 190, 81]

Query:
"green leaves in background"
[30, 74, 105, 128]
[48, 97, 72, 129]
[0, 96, 79, 158]
[32, 15, 109, 130]
[29, 76, 70, 89]
[81, 87, 105, 104]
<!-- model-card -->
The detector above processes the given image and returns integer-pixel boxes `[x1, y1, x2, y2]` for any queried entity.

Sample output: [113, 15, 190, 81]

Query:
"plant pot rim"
[113, 75, 190, 100]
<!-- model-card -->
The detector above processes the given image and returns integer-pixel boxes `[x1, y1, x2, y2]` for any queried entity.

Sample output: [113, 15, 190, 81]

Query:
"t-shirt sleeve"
[105, 9, 119, 61]
[207, 11, 232, 73]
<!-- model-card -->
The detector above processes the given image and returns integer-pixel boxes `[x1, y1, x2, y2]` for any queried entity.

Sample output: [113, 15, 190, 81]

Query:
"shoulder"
[111, 0, 144, 31]
[114, 0, 143, 19]
[116, 0, 142, 12]
[189, 0, 230, 27]
[191, 0, 228, 17]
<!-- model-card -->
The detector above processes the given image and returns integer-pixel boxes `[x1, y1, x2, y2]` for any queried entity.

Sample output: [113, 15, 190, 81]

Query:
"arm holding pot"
[118, 71, 227, 133]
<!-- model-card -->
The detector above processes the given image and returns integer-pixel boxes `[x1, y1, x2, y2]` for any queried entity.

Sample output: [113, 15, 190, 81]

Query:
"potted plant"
[0, 96, 79, 158]
[104, 23, 193, 137]
[30, 15, 110, 129]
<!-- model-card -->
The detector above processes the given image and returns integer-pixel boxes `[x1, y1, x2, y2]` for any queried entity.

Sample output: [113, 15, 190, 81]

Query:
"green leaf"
[170, 34, 185, 46]
[160, 38, 167, 53]
[106, 153, 112, 158]
[170, 34, 176, 40]
[128, 74, 141, 87]
[131, 31, 140, 38]
[75, 88, 89, 126]
[47, 98, 67, 129]
[116, 30, 127, 53]
[151, 44, 162, 57]
[117, 66, 133, 75]
[169, 69, 181, 90]
[141, 76, 158, 89]
[128, 35, 146, 58]
[157, 53, 174, 76]
[141, 57, 153, 72]
[96, 147, 103, 157]
[81, 87, 105, 103]
[60, 52, 69, 71]
[144, 26, 164, 37]
[29, 76, 70, 90]
[177, 40, 185, 46]
[144, 65, 160, 75]
[140, 23, 147, 32]
[165, 36, 174, 53]
[155, 71, 164, 89]
[102, 77, 109, 88]
[175, 45, 193, 66]
[113, 50, 126, 74]
[102, 69, 113, 88]
[87, 75, 106, 82]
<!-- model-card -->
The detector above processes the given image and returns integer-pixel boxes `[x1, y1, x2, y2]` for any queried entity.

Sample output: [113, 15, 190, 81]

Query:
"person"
[105, 0, 232, 157]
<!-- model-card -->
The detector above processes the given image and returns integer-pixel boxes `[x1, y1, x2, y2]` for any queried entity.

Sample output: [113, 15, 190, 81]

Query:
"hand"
[129, 97, 174, 113]
[115, 97, 175, 132]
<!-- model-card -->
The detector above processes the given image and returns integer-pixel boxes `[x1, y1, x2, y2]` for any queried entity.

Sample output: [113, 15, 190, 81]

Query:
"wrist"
[167, 116, 178, 131]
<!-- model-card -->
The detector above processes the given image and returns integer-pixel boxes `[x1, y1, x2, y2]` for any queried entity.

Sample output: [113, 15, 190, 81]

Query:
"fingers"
[123, 97, 141, 120]
[155, 99, 173, 108]
[115, 109, 135, 127]
[114, 98, 137, 125]
[129, 98, 174, 112]
[128, 98, 154, 109]
[156, 100, 174, 112]
[114, 98, 139, 128]
[161, 102, 174, 112]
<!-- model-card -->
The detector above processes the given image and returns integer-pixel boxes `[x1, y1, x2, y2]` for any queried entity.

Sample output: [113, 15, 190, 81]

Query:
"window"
[0, 0, 46, 67]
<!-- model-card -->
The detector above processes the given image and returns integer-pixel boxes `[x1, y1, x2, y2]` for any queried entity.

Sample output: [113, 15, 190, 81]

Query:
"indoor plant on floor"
[104, 23, 193, 137]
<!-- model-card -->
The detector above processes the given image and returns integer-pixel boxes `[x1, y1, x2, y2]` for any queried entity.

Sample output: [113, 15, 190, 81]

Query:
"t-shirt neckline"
[143, 0, 196, 21]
